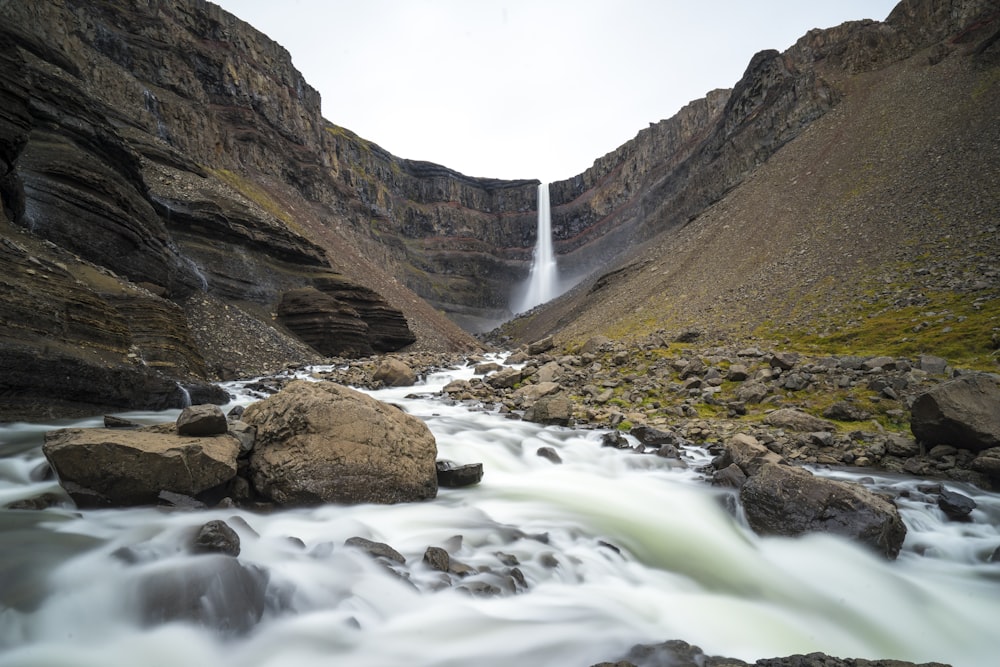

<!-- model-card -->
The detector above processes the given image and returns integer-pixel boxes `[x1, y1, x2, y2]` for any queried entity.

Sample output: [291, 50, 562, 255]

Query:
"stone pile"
[444, 334, 1000, 490]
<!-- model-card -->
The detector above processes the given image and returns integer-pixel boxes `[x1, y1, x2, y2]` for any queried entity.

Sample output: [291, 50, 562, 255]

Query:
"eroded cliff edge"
[1, 0, 501, 418]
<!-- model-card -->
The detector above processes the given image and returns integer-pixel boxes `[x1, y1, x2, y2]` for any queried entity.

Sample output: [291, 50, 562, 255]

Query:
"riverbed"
[1, 359, 998, 667]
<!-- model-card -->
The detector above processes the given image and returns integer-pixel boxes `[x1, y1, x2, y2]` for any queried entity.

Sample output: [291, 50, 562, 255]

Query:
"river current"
[1, 359, 998, 667]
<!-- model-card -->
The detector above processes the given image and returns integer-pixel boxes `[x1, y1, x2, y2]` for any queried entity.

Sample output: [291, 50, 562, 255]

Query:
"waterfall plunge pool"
[0, 360, 998, 667]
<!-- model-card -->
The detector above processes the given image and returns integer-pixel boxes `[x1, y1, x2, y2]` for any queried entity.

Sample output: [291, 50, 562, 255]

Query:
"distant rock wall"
[544, 0, 1000, 283]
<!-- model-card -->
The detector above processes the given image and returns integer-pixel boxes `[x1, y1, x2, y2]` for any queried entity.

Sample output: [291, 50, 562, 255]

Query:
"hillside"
[502, 2, 1000, 373]
[1, 0, 997, 420]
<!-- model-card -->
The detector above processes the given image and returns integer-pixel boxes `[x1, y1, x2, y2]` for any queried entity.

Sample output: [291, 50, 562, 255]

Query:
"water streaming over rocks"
[1, 358, 998, 666]
[514, 184, 558, 314]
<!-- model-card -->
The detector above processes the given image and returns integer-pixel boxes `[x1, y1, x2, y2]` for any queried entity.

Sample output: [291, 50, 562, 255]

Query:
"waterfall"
[514, 184, 558, 314]
[175, 382, 192, 407]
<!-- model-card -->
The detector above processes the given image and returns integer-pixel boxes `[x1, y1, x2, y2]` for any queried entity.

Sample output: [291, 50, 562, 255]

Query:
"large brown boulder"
[910, 374, 1000, 452]
[42, 425, 240, 507]
[372, 357, 417, 387]
[242, 380, 437, 505]
[740, 462, 907, 559]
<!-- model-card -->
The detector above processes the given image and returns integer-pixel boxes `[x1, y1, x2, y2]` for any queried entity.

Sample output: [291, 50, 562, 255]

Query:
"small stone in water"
[938, 489, 976, 521]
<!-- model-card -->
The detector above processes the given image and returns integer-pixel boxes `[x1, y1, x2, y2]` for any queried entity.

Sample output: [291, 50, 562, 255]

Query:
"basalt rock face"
[0, 0, 477, 419]
[544, 0, 999, 282]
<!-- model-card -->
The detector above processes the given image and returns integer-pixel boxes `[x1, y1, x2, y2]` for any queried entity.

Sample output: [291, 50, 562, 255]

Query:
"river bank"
[2, 351, 998, 666]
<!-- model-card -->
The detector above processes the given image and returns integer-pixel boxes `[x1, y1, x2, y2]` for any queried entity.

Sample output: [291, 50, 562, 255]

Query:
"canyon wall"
[1, 0, 995, 418]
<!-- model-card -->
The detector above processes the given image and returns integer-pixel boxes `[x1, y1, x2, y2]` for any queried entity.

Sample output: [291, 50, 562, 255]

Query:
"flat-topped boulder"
[42, 425, 240, 507]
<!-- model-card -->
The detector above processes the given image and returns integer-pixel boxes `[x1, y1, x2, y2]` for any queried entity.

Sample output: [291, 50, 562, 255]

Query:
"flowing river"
[1, 359, 998, 667]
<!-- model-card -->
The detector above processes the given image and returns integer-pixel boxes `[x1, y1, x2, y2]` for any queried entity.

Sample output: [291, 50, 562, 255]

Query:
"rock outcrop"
[740, 462, 908, 560]
[242, 380, 438, 505]
[0, 0, 475, 419]
[911, 374, 1000, 452]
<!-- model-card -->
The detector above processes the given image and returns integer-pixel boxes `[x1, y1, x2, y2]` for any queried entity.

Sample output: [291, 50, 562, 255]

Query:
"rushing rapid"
[0, 360, 998, 667]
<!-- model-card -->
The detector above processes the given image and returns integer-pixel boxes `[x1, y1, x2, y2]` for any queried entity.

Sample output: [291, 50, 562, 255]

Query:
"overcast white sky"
[215, 1, 899, 183]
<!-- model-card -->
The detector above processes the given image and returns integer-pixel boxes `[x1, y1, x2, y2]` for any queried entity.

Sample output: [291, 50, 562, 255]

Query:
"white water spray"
[514, 183, 557, 313]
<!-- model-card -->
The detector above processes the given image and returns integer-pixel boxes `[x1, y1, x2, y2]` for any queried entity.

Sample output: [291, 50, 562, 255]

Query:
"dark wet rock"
[655, 443, 683, 460]
[227, 420, 256, 456]
[712, 463, 748, 489]
[911, 374, 1000, 452]
[740, 462, 907, 559]
[4, 493, 67, 511]
[191, 519, 241, 556]
[971, 448, 1000, 478]
[157, 490, 206, 509]
[629, 425, 676, 446]
[458, 581, 501, 596]
[345, 536, 406, 565]
[134, 554, 269, 636]
[536, 446, 563, 464]
[423, 546, 451, 572]
[104, 415, 140, 428]
[184, 382, 232, 407]
[593, 639, 952, 667]
[176, 404, 228, 436]
[937, 489, 976, 521]
[601, 431, 631, 449]
[436, 461, 484, 488]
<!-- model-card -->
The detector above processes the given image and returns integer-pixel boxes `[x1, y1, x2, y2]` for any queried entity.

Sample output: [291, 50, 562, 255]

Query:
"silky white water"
[1, 360, 999, 667]
[514, 183, 557, 313]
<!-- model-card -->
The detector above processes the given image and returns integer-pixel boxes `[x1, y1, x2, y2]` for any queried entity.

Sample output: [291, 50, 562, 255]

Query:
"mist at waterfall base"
[2, 361, 1000, 667]
[511, 184, 576, 315]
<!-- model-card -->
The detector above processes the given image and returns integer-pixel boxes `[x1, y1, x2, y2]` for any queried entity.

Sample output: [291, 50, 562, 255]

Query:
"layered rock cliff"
[1, 0, 492, 418]
[542, 0, 999, 283]
[2, 0, 996, 419]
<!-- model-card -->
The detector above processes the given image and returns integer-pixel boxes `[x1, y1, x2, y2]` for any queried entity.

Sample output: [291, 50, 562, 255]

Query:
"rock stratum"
[2, 0, 999, 420]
